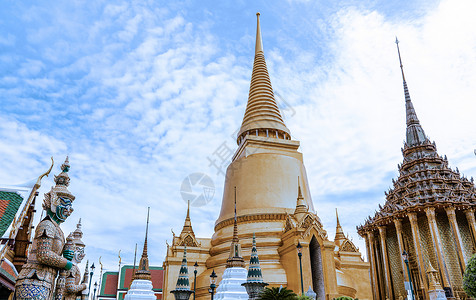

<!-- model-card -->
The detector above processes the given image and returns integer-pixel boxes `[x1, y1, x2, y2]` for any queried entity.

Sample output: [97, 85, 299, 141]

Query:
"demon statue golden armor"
[15, 158, 76, 300]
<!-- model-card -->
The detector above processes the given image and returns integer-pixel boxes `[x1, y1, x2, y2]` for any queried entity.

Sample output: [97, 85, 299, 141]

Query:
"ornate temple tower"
[125, 208, 156, 300]
[357, 39, 476, 300]
[163, 14, 371, 300]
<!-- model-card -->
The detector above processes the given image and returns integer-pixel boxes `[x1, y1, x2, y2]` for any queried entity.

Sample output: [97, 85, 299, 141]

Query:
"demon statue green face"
[43, 158, 75, 224]
[15, 157, 78, 300]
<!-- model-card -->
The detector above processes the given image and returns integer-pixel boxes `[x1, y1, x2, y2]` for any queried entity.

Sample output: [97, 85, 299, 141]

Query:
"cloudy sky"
[1, 0, 476, 284]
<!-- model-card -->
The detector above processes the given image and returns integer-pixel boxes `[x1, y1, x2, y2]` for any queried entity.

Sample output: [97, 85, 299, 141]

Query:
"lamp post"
[89, 263, 95, 299]
[93, 282, 98, 299]
[402, 250, 415, 300]
[208, 270, 217, 300]
[193, 262, 198, 300]
[297, 242, 304, 295]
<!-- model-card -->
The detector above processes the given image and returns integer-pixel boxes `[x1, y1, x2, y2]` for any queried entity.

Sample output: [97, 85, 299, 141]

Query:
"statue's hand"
[63, 249, 74, 260]
[64, 261, 73, 270]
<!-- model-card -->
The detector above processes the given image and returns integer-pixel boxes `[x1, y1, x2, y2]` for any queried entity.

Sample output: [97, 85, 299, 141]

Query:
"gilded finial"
[336, 208, 340, 226]
[255, 12, 263, 54]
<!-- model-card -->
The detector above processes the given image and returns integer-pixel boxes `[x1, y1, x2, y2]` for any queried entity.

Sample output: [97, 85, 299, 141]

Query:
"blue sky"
[1, 0, 476, 284]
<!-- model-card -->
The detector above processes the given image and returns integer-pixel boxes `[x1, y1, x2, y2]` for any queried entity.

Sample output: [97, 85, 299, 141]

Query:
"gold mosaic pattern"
[386, 226, 406, 298]
[456, 212, 474, 262]
[418, 216, 438, 271]
[436, 213, 463, 291]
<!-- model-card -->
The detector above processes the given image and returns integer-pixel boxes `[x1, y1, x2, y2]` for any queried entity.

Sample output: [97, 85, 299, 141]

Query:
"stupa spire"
[133, 207, 151, 281]
[247, 233, 264, 282]
[237, 13, 291, 144]
[395, 37, 428, 147]
[226, 187, 245, 268]
[334, 208, 345, 246]
[174, 246, 191, 290]
[242, 232, 268, 299]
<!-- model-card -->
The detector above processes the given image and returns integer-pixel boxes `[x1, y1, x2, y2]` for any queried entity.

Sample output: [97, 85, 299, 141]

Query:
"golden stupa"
[163, 14, 372, 300]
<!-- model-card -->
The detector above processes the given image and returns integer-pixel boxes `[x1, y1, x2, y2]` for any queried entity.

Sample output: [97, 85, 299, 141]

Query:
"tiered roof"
[358, 39, 476, 232]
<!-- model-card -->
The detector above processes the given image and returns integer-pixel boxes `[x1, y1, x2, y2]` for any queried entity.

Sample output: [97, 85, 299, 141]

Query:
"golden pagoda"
[163, 13, 372, 300]
[357, 39, 476, 300]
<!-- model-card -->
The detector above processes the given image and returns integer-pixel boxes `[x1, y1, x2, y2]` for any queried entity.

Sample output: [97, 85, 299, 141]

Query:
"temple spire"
[174, 246, 191, 290]
[294, 177, 308, 218]
[237, 13, 291, 144]
[226, 187, 245, 268]
[335, 208, 345, 246]
[133, 207, 151, 281]
[247, 233, 265, 282]
[181, 200, 194, 235]
[255, 13, 263, 54]
[395, 37, 428, 147]
[233, 187, 238, 243]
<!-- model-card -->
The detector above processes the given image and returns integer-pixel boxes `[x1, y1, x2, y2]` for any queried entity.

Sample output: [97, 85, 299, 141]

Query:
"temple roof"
[237, 13, 291, 144]
[99, 265, 163, 299]
[0, 191, 24, 237]
[357, 40, 476, 233]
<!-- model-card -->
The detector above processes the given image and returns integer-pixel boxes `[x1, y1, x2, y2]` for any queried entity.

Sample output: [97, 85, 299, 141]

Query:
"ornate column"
[424, 207, 452, 290]
[378, 226, 393, 300]
[465, 208, 476, 250]
[367, 232, 380, 300]
[394, 219, 409, 283]
[364, 234, 376, 300]
[445, 206, 466, 272]
[408, 212, 428, 299]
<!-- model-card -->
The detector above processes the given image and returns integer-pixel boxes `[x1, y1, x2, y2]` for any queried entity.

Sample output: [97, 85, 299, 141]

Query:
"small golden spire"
[180, 200, 194, 235]
[336, 208, 341, 227]
[294, 177, 307, 217]
[335, 208, 346, 246]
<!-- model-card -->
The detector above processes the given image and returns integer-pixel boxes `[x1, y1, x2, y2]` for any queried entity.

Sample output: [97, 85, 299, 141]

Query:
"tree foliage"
[258, 287, 298, 300]
[463, 253, 476, 297]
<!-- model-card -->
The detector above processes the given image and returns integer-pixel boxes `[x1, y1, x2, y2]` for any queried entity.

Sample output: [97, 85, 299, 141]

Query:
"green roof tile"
[0, 191, 24, 237]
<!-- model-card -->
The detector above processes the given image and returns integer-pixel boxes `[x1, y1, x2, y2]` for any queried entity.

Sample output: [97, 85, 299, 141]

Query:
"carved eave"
[178, 233, 199, 248]
[340, 239, 359, 253]
[172, 233, 200, 248]
[284, 213, 297, 232]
